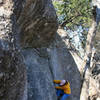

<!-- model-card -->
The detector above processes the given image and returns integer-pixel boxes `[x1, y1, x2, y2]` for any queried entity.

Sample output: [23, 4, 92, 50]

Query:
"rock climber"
[53, 80, 71, 100]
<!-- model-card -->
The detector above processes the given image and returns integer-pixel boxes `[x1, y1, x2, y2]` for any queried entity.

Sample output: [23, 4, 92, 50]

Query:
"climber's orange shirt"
[53, 80, 71, 94]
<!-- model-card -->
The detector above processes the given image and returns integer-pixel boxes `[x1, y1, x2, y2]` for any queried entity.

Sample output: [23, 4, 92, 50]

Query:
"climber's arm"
[53, 80, 61, 84]
[55, 86, 63, 90]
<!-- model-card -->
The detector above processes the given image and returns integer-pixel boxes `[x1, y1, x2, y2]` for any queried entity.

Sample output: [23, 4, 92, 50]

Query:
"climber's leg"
[61, 94, 70, 100]
[56, 90, 64, 97]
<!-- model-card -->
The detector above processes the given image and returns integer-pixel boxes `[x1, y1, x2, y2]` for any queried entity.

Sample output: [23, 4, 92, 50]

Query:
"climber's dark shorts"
[56, 90, 70, 100]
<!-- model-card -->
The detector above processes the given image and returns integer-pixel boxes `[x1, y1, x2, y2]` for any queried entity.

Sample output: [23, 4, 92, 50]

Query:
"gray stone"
[22, 49, 57, 100]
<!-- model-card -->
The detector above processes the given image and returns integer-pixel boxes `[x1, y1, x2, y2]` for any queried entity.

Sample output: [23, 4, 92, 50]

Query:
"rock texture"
[48, 47, 81, 100]
[0, 0, 27, 100]
[0, 0, 99, 100]
[16, 0, 58, 48]
[22, 49, 57, 100]
[0, 0, 58, 100]
[21, 41, 81, 100]
[0, 49, 27, 100]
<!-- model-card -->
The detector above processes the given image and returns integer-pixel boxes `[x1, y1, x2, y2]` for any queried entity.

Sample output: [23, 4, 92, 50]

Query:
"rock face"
[48, 47, 81, 100]
[0, 49, 27, 100]
[15, 1, 82, 99]
[89, 61, 100, 100]
[1, 0, 99, 100]
[0, 0, 27, 100]
[21, 45, 81, 100]
[22, 49, 57, 100]
[16, 0, 58, 48]
[20, 29, 81, 100]
[0, 0, 81, 100]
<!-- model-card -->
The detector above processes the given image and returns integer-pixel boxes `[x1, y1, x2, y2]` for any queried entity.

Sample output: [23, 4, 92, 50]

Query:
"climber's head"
[60, 80, 66, 86]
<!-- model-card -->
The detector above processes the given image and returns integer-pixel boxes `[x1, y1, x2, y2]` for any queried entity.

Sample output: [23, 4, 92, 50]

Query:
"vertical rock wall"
[16, 0, 58, 48]
[48, 47, 81, 100]
[21, 45, 81, 100]
[0, 0, 82, 100]
[0, 0, 27, 100]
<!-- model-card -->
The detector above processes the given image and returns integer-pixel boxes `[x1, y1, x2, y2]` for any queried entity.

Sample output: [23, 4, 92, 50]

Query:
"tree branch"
[60, 14, 82, 27]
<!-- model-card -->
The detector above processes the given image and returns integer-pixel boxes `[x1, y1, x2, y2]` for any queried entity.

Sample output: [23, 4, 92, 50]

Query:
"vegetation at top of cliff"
[53, 0, 95, 57]
[53, 0, 92, 29]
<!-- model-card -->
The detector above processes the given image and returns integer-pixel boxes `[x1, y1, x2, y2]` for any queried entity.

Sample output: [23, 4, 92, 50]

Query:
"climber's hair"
[66, 80, 68, 84]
